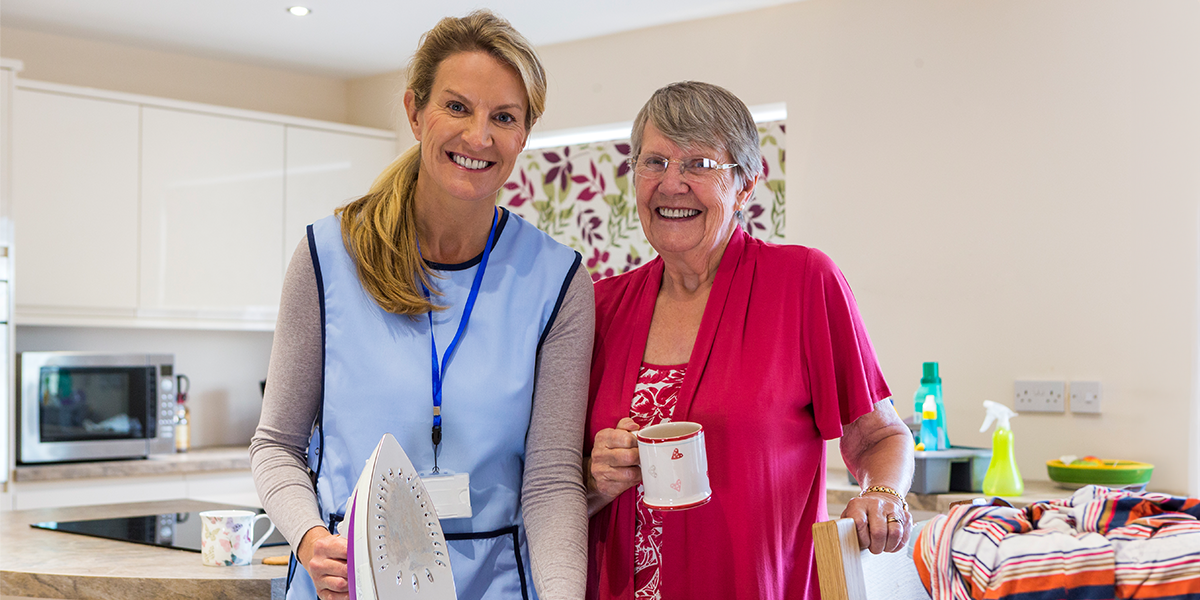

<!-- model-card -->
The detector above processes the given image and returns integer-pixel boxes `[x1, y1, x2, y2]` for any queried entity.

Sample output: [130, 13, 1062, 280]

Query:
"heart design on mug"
[670, 479, 682, 492]
[671, 448, 683, 460]
[648, 465, 657, 479]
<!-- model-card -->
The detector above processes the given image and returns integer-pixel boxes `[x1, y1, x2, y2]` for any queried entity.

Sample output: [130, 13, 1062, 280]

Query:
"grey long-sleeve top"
[249, 236, 592, 600]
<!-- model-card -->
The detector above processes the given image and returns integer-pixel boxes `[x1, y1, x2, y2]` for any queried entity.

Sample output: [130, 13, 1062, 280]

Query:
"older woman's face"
[405, 51, 529, 206]
[635, 123, 754, 264]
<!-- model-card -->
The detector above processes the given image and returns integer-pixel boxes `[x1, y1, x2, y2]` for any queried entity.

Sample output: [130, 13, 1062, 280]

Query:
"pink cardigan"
[585, 228, 890, 600]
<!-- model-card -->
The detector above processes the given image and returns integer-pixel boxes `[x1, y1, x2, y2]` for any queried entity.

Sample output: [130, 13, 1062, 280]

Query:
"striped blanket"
[913, 485, 1200, 599]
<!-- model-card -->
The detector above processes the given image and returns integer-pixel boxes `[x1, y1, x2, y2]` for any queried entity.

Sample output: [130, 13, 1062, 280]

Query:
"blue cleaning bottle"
[919, 395, 940, 451]
[913, 362, 949, 450]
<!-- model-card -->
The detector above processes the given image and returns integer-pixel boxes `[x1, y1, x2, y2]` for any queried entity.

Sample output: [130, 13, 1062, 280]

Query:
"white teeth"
[658, 207, 700, 219]
[452, 153, 490, 170]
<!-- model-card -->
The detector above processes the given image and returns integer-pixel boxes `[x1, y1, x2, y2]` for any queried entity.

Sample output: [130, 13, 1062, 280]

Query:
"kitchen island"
[1, 461, 1081, 600]
[0, 499, 288, 600]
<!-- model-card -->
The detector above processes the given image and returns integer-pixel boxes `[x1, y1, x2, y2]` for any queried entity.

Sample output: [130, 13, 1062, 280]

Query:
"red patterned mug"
[634, 421, 712, 511]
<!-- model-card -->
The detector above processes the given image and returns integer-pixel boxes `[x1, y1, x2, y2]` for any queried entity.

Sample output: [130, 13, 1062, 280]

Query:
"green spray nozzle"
[980, 400, 1018, 433]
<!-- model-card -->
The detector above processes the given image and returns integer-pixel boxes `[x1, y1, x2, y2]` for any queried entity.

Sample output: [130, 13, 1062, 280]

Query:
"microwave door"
[19, 358, 160, 464]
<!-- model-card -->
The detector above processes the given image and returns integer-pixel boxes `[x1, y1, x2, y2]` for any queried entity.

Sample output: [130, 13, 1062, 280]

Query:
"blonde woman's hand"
[298, 526, 348, 600]
[586, 417, 642, 512]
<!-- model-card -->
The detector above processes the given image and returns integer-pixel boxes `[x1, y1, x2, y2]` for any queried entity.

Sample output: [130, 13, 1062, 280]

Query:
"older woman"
[585, 81, 914, 600]
[251, 11, 591, 600]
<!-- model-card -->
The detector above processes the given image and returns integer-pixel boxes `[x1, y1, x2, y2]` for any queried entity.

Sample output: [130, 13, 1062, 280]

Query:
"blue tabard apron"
[286, 208, 581, 600]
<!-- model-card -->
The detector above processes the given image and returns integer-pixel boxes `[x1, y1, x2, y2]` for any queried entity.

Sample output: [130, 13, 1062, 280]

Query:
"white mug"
[200, 509, 276, 566]
[635, 421, 712, 510]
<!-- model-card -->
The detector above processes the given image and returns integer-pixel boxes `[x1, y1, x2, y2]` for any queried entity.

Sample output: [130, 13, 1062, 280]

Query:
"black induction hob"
[31, 506, 289, 553]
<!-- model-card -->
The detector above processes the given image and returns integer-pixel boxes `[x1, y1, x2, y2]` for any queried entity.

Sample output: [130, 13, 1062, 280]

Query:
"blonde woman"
[251, 11, 591, 600]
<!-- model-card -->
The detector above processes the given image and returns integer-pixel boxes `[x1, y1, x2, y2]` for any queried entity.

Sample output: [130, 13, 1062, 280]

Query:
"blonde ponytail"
[336, 145, 439, 315]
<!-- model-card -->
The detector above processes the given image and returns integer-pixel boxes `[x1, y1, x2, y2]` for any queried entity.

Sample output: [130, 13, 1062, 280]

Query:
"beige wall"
[0, 26, 355, 123]
[535, 0, 1200, 495]
[347, 70, 406, 132]
[0, 25, 407, 158]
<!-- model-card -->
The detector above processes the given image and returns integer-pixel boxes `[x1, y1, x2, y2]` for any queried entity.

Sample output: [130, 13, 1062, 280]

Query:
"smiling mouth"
[449, 152, 495, 171]
[657, 207, 701, 219]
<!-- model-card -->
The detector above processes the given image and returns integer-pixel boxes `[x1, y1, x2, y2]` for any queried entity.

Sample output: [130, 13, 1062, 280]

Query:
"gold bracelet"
[860, 485, 908, 511]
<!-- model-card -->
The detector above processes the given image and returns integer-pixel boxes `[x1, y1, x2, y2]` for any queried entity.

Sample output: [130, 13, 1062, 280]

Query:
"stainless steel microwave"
[17, 352, 178, 464]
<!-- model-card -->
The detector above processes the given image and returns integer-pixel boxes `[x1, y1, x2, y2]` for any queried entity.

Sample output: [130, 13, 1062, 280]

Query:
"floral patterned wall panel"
[501, 120, 786, 281]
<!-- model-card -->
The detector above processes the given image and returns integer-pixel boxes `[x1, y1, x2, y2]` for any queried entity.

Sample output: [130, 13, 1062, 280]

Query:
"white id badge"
[419, 472, 473, 519]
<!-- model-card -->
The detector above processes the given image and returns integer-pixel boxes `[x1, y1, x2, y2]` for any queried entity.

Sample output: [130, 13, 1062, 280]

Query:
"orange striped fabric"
[914, 486, 1200, 599]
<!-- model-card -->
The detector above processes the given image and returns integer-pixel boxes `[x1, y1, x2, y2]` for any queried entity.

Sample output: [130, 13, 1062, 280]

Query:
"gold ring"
[886, 515, 901, 524]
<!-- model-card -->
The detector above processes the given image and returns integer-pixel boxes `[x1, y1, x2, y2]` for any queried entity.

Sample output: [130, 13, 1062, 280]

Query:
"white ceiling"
[1, 0, 804, 79]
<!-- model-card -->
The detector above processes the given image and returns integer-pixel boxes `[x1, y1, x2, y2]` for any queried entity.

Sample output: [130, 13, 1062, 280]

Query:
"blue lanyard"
[421, 209, 498, 473]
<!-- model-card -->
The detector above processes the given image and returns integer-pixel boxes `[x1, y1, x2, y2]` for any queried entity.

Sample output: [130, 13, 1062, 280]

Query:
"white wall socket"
[1069, 381, 1102, 414]
[1014, 380, 1066, 413]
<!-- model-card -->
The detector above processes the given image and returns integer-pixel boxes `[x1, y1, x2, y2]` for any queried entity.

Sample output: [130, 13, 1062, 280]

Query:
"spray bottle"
[174, 374, 191, 453]
[912, 362, 949, 450]
[980, 400, 1023, 496]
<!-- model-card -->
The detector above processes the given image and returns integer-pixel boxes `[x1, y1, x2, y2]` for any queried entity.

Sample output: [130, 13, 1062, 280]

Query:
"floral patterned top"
[630, 362, 686, 600]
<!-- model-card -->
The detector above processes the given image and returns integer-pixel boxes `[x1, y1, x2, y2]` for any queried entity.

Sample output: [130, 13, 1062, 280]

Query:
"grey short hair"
[630, 81, 763, 186]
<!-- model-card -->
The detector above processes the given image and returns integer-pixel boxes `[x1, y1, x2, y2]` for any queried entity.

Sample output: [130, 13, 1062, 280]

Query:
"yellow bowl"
[1045, 459, 1153, 490]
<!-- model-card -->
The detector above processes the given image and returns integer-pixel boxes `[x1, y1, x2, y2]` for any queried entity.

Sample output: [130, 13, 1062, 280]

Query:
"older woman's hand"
[839, 399, 916, 554]
[586, 417, 642, 515]
[841, 491, 912, 554]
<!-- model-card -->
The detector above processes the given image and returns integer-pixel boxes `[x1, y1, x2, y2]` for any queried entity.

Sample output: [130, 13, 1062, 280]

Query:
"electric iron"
[346, 434, 456, 599]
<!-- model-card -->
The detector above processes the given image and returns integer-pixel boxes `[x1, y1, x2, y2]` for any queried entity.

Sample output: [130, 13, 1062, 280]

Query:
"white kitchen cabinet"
[183, 470, 261, 507]
[9, 470, 257, 510]
[139, 107, 285, 315]
[12, 474, 188, 510]
[10, 80, 394, 329]
[12, 88, 140, 312]
[284, 126, 395, 252]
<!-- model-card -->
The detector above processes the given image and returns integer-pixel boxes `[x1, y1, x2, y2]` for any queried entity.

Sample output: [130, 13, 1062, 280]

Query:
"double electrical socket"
[1014, 380, 1102, 413]
[1014, 381, 1065, 413]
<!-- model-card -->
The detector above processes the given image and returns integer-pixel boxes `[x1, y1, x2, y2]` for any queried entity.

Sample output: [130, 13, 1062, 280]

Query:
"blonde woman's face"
[405, 51, 529, 207]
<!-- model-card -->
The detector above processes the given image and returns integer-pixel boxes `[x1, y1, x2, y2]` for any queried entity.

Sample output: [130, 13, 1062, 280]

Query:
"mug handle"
[250, 513, 276, 555]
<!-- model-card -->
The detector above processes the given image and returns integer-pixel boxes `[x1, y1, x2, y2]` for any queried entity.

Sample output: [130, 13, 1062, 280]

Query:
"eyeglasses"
[629, 155, 739, 181]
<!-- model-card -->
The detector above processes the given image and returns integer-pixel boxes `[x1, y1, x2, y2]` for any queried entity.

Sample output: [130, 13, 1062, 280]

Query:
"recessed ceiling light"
[287, 6, 311, 17]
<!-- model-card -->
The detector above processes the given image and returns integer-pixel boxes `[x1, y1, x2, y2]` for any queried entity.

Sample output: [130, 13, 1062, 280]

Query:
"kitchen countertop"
[825, 470, 1073, 516]
[13, 447, 251, 482]
[0, 499, 288, 600]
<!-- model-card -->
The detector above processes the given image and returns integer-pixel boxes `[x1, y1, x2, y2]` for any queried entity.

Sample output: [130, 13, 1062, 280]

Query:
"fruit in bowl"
[1045, 457, 1153, 490]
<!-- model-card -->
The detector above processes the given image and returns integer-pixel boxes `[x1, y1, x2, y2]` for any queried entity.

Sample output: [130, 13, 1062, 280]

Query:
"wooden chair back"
[813, 518, 869, 600]
[814, 517, 932, 600]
